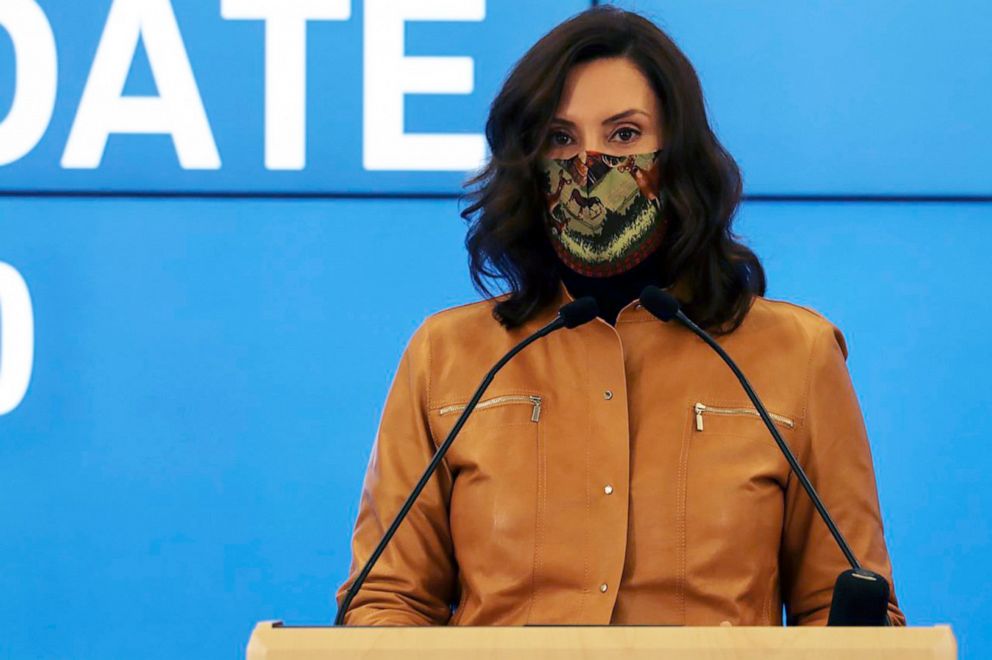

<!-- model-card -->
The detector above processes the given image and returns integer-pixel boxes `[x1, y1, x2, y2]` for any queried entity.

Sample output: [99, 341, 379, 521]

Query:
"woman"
[335, 6, 905, 626]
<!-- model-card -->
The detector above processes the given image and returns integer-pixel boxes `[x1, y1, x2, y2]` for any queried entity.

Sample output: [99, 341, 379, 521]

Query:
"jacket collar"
[534, 276, 692, 328]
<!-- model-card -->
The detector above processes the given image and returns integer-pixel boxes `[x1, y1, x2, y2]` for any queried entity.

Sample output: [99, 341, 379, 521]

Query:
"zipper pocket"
[438, 394, 543, 423]
[693, 401, 794, 432]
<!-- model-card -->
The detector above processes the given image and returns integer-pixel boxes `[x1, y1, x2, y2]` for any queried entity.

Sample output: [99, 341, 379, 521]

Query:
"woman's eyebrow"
[552, 109, 650, 126]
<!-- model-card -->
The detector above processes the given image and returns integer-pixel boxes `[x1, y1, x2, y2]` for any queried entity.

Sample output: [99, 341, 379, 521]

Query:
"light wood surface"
[246, 621, 956, 659]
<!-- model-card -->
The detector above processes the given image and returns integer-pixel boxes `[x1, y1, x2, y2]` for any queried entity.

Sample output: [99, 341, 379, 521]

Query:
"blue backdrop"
[0, 1, 989, 658]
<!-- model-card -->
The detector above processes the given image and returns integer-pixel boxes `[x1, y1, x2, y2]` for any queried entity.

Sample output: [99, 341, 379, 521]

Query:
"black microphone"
[638, 286, 891, 627]
[335, 296, 599, 625]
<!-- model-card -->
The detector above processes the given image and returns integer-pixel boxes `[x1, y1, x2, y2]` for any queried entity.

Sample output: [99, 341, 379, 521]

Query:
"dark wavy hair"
[459, 5, 765, 334]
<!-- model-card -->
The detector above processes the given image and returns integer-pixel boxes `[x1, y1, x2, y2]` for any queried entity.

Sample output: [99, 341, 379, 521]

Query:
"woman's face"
[545, 56, 663, 160]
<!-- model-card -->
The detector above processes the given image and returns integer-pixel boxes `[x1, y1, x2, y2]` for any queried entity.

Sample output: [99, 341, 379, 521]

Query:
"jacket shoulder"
[402, 296, 510, 366]
[745, 296, 849, 359]
[420, 296, 504, 334]
[400, 296, 504, 346]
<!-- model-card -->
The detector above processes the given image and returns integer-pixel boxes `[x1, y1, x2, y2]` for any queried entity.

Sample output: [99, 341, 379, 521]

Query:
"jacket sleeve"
[780, 321, 906, 626]
[334, 320, 458, 625]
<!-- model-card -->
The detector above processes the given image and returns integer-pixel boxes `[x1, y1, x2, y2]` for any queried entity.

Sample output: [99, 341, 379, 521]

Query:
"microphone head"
[558, 296, 599, 328]
[639, 285, 680, 322]
[828, 569, 891, 626]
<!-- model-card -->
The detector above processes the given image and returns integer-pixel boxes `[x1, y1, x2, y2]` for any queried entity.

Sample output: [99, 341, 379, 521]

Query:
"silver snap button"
[603, 390, 613, 400]
[604, 485, 614, 495]
[599, 583, 608, 593]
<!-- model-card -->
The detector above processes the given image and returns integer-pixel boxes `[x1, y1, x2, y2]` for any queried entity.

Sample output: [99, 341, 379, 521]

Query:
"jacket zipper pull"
[694, 402, 705, 431]
[530, 396, 542, 423]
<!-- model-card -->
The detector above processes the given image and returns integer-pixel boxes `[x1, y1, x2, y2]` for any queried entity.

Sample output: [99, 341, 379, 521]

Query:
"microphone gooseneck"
[335, 296, 599, 626]
[638, 286, 891, 626]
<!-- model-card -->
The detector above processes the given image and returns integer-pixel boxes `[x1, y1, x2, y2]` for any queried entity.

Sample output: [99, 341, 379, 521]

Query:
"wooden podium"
[246, 621, 956, 659]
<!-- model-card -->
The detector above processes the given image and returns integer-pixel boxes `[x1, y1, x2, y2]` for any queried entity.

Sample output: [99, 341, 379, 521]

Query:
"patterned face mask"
[538, 148, 665, 277]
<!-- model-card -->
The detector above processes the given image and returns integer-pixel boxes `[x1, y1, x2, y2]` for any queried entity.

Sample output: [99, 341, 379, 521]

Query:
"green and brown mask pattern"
[539, 148, 666, 277]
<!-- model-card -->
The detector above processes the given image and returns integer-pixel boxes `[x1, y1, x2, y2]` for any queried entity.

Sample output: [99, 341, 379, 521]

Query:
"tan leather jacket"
[335, 282, 905, 626]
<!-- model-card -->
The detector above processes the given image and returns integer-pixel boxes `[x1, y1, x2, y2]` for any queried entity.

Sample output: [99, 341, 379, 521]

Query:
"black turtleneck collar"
[558, 249, 669, 326]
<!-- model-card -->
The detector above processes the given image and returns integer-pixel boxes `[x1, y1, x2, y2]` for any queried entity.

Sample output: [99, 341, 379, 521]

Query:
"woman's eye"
[550, 131, 572, 146]
[613, 127, 640, 143]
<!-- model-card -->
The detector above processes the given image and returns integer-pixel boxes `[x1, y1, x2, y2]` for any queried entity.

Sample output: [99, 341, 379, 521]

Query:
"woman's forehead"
[554, 57, 659, 123]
